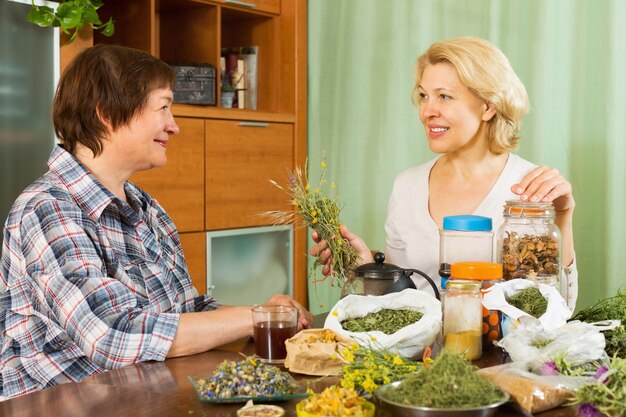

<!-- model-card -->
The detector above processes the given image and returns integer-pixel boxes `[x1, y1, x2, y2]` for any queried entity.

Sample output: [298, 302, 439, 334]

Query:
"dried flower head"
[265, 152, 360, 289]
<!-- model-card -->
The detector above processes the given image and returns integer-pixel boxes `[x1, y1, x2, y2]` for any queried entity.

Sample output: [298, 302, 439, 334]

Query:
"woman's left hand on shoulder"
[512, 165, 575, 213]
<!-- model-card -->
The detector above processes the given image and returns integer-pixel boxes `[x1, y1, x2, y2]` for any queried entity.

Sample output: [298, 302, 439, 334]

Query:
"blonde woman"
[312, 37, 577, 308]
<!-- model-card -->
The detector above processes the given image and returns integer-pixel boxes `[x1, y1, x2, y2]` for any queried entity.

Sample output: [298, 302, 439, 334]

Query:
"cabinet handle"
[239, 122, 269, 128]
[225, 0, 256, 8]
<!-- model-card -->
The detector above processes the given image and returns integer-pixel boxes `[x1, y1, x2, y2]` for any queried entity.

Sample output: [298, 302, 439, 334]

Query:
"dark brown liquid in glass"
[253, 320, 297, 362]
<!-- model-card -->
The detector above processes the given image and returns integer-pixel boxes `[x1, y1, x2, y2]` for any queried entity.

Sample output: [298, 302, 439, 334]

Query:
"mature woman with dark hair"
[312, 37, 577, 308]
[0, 44, 312, 399]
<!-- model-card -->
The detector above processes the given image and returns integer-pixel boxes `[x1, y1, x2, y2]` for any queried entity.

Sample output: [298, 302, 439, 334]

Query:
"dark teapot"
[341, 252, 440, 299]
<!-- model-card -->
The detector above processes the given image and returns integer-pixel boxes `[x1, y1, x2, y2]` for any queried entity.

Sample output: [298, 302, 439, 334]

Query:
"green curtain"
[307, 0, 626, 315]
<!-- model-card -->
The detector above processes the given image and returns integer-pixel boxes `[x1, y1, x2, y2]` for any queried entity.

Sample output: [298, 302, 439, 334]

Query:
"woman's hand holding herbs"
[310, 225, 373, 276]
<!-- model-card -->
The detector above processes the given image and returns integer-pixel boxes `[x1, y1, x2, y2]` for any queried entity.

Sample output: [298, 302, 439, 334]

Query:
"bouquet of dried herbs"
[569, 356, 626, 417]
[266, 152, 359, 289]
[572, 288, 626, 357]
[377, 350, 506, 408]
[506, 286, 548, 318]
[339, 343, 423, 394]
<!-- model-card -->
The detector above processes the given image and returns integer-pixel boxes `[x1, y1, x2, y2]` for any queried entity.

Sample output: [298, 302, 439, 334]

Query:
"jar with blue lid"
[439, 215, 494, 290]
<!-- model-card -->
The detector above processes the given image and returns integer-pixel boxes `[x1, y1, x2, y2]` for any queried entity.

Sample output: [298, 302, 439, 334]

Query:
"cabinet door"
[218, 0, 280, 15]
[205, 120, 293, 230]
[179, 232, 207, 295]
[130, 117, 205, 232]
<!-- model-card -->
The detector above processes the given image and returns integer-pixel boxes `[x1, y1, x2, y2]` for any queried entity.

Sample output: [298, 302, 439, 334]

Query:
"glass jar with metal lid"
[450, 262, 503, 350]
[443, 280, 483, 360]
[497, 200, 561, 287]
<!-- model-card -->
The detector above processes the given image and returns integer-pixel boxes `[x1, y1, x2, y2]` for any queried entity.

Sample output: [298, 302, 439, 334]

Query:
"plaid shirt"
[0, 146, 219, 398]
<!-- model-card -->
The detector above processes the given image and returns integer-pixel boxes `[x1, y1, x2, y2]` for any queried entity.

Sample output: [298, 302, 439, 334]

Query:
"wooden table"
[0, 332, 578, 417]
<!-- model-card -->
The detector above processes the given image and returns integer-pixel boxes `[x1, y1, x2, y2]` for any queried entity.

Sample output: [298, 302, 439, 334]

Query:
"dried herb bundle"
[378, 350, 505, 408]
[572, 288, 626, 323]
[265, 153, 359, 289]
[506, 286, 548, 318]
[571, 288, 626, 357]
[341, 309, 423, 335]
[502, 232, 559, 280]
[569, 356, 626, 417]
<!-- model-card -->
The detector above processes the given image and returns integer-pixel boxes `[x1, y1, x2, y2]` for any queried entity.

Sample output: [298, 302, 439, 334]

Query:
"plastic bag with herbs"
[478, 361, 591, 414]
[324, 288, 442, 359]
[482, 278, 572, 334]
[495, 320, 608, 369]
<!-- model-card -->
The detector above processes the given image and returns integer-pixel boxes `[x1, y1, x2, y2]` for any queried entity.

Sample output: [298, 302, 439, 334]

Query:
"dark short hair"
[53, 44, 176, 156]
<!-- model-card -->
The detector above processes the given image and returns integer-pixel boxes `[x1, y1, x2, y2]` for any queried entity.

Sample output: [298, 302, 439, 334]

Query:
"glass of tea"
[251, 305, 298, 363]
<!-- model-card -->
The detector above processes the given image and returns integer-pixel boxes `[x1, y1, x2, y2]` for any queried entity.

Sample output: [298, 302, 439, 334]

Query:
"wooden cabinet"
[79, 0, 309, 306]
[205, 120, 293, 230]
[131, 117, 205, 233]
[179, 232, 207, 294]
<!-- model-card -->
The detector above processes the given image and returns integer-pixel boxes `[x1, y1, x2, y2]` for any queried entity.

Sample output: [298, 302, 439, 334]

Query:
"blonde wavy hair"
[413, 37, 529, 154]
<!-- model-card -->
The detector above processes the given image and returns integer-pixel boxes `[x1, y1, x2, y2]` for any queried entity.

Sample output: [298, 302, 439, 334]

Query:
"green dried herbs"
[377, 350, 506, 409]
[531, 339, 555, 349]
[341, 309, 423, 335]
[569, 356, 626, 417]
[571, 288, 626, 357]
[506, 286, 548, 318]
[572, 288, 626, 323]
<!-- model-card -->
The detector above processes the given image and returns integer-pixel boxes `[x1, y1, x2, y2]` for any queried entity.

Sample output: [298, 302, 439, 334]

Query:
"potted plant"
[27, 0, 114, 44]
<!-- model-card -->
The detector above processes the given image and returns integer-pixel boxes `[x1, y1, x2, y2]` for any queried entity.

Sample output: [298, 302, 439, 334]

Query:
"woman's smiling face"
[417, 62, 494, 155]
[108, 88, 180, 173]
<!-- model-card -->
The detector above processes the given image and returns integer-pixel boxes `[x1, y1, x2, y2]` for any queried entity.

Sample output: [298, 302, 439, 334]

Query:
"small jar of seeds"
[497, 200, 561, 290]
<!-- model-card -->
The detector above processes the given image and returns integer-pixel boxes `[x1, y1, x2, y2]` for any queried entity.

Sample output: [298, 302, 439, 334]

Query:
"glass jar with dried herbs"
[497, 201, 561, 288]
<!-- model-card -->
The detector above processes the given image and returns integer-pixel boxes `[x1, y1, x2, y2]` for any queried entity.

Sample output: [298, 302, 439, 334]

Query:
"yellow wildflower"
[392, 355, 404, 366]
[321, 161, 327, 168]
[311, 210, 317, 217]
[312, 218, 318, 224]
[331, 310, 339, 317]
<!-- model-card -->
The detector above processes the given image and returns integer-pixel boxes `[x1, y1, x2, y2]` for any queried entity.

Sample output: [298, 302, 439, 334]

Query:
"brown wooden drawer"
[179, 232, 207, 294]
[217, 0, 280, 15]
[205, 119, 293, 230]
[130, 117, 205, 233]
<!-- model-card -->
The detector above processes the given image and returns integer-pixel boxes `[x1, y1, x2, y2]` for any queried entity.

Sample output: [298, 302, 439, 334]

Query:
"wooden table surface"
[0, 326, 579, 417]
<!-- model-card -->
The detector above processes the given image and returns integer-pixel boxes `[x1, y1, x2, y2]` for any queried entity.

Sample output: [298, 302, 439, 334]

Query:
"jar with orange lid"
[497, 200, 561, 288]
[450, 262, 503, 350]
[443, 280, 483, 360]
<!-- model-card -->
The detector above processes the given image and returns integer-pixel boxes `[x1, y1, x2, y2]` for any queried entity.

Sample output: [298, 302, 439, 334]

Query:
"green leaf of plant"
[100, 18, 115, 37]
[81, 5, 101, 25]
[27, 6, 56, 27]
[90, 0, 105, 9]
[57, 3, 82, 30]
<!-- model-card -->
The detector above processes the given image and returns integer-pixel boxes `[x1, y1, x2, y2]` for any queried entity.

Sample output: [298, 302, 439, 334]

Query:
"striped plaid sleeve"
[19, 196, 179, 369]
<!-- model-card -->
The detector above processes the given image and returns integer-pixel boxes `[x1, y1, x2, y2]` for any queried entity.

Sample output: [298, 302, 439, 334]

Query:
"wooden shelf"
[69, 0, 309, 307]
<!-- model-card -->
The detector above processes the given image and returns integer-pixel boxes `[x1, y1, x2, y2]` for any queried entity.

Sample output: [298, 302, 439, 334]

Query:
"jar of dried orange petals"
[497, 200, 561, 288]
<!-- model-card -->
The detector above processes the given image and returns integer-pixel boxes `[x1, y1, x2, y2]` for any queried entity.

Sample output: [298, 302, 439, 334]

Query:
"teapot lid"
[354, 252, 405, 279]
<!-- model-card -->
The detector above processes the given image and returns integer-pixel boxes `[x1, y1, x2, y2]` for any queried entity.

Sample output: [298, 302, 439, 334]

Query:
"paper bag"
[284, 329, 352, 376]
